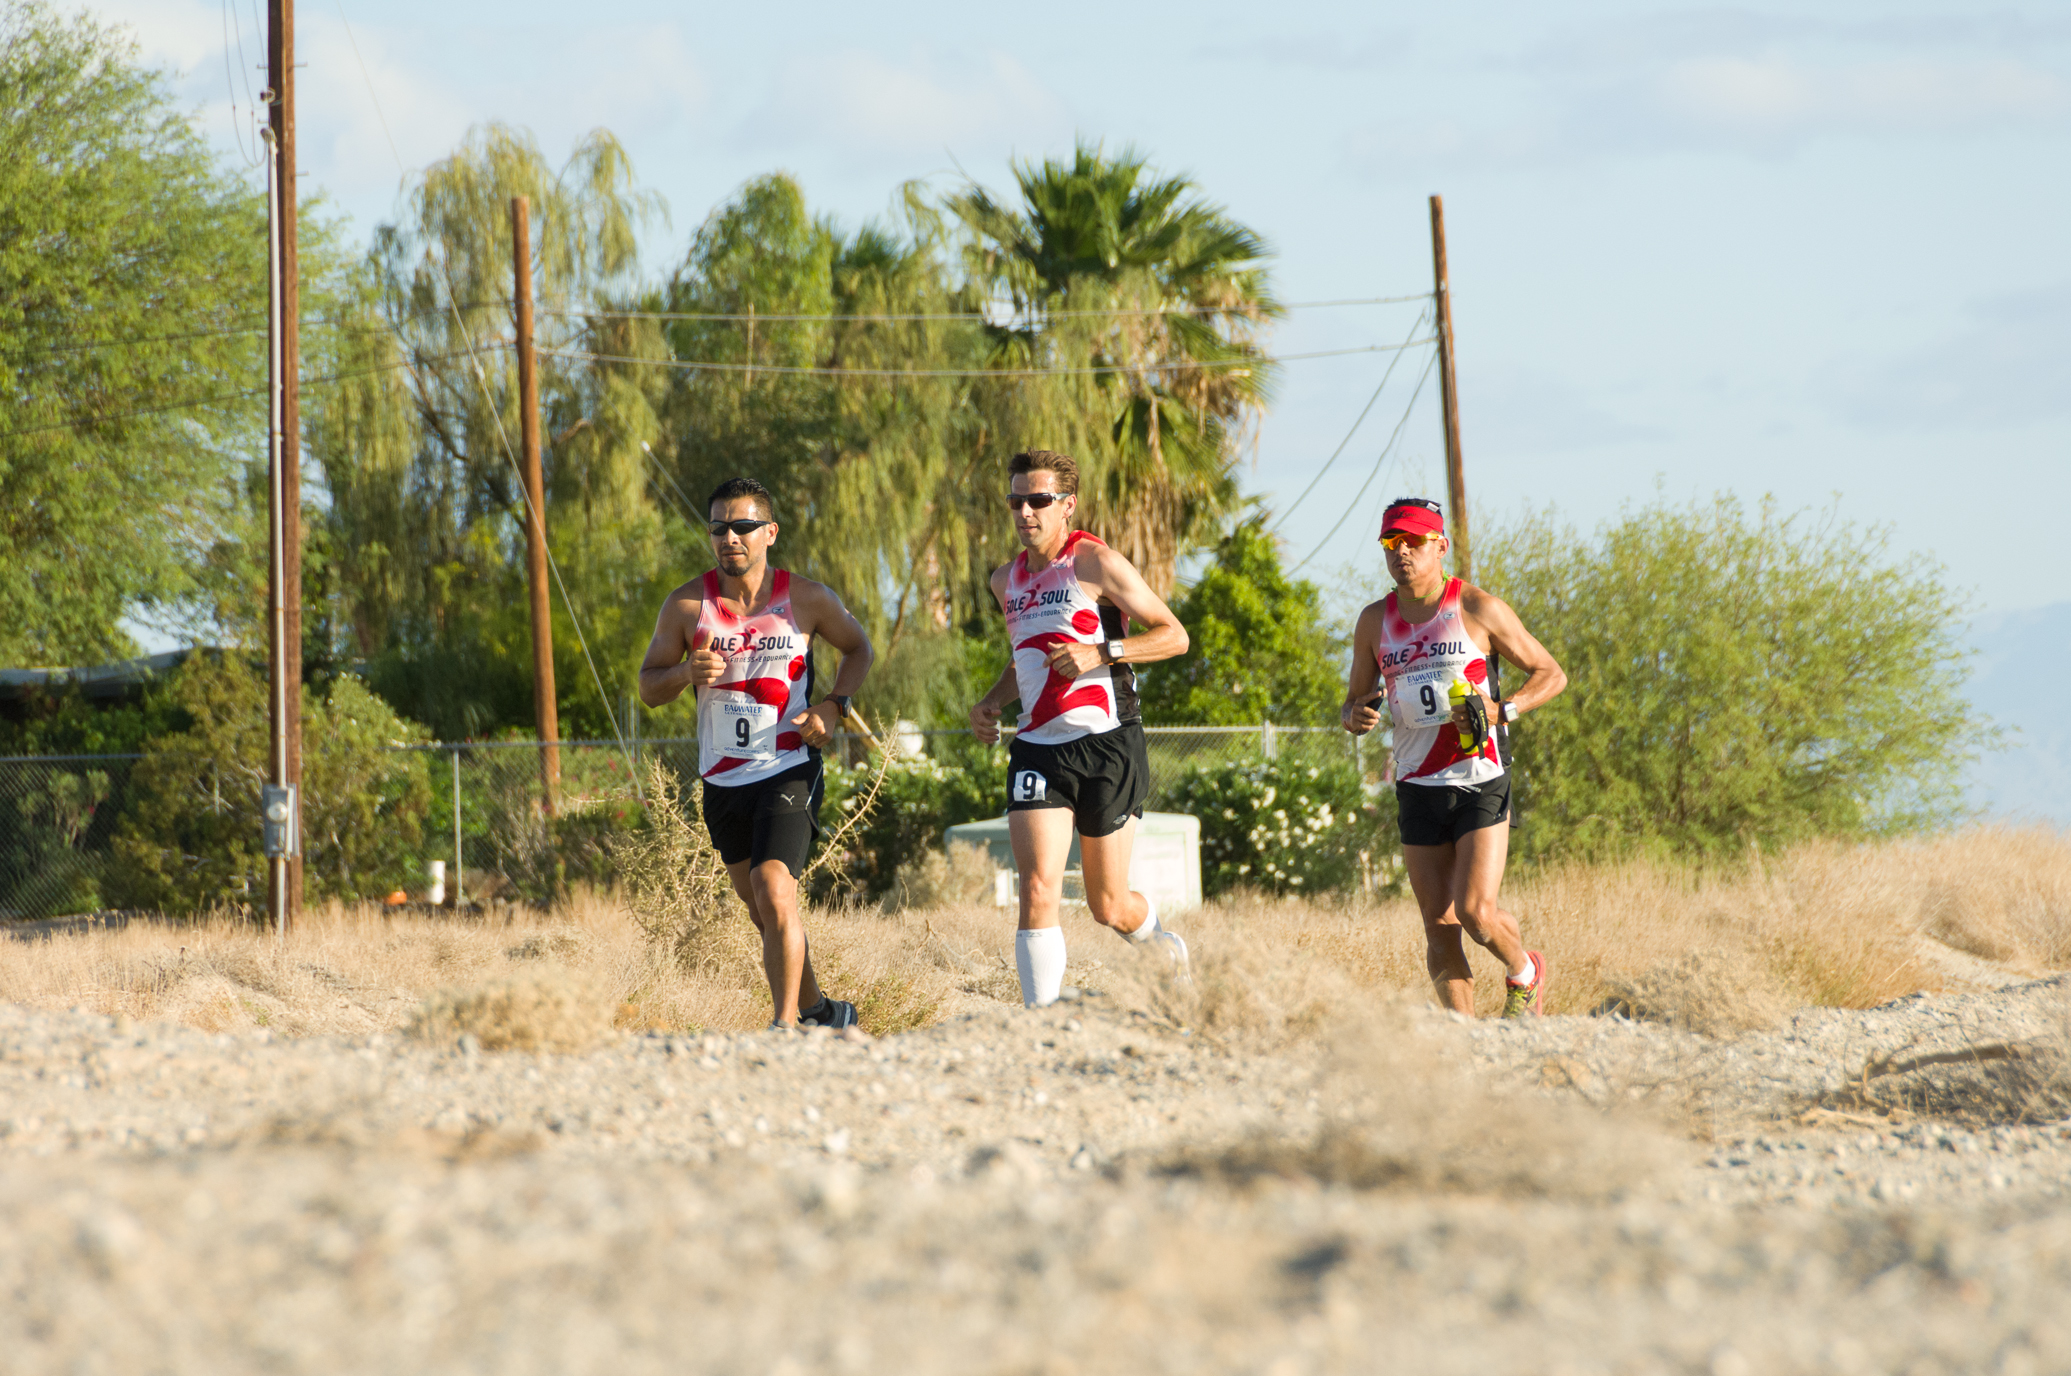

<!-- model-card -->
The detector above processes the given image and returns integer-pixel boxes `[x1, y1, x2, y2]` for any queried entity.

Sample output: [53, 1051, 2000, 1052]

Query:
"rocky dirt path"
[3, 981, 2069, 1374]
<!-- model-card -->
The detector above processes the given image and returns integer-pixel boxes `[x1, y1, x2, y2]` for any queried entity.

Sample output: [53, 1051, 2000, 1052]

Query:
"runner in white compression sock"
[1015, 927, 1067, 1007]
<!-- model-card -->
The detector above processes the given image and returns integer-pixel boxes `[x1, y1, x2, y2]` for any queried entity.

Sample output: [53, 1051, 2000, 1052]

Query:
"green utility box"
[942, 811, 1203, 913]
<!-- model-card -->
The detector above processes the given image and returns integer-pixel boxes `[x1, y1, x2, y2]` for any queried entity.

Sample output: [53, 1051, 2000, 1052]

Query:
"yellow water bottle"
[1447, 678, 1474, 751]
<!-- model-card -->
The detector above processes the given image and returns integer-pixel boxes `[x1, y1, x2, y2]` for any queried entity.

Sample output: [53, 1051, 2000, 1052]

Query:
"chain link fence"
[0, 725, 1385, 918]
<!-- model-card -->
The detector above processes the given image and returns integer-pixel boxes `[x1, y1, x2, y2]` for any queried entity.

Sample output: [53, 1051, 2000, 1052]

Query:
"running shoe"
[1157, 929, 1191, 982]
[799, 996, 859, 1030]
[1501, 950, 1548, 1019]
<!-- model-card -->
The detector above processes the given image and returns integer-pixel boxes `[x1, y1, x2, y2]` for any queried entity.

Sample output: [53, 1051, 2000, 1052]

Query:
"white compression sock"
[1507, 953, 1537, 987]
[1015, 927, 1067, 1008]
[1123, 895, 1160, 944]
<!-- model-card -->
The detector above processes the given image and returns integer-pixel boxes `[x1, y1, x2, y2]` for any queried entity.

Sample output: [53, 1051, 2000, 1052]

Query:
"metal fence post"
[451, 746, 463, 910]
[1261, 721, 1278, 760]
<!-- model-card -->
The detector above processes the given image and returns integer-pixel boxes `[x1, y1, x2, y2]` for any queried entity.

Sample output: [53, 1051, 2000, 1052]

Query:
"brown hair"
[1008, 449, 1079, 497]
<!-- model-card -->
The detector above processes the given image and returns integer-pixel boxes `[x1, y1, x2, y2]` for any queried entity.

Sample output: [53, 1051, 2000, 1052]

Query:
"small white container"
[425, 859, 447, 907]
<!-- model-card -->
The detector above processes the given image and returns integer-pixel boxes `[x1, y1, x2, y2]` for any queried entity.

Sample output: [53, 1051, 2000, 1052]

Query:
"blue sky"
[80, 0, 2071, 617]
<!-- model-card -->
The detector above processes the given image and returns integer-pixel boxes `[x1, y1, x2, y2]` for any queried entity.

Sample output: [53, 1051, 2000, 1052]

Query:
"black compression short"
[1006, 724, 1149, 838]
[1395, 773, 1511, 847]
[701, 757, 823, 876]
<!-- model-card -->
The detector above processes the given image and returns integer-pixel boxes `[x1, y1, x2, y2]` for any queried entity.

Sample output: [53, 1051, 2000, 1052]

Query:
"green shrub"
[109, 657, 433, 912]
[1162, 755, 1384, 897]
[1481, 496, 1976, 862]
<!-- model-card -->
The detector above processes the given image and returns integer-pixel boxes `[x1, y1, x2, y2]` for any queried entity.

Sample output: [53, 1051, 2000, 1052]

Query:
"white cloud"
[1659, 55, 2070, 142]
[736, 49, 1071, 168]
[1350, 18, 2071, 169]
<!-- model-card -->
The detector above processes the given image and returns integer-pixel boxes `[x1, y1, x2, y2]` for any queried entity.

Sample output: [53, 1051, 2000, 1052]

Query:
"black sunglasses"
[1007, 493, 1063, 510]
[708, 518, 773, 537]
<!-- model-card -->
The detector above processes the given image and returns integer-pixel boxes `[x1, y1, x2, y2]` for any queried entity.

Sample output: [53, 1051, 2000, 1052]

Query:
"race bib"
[1389, 669, 1457, 730]
[703, 697, 780, 762]
[1011, 769, 1048, 803]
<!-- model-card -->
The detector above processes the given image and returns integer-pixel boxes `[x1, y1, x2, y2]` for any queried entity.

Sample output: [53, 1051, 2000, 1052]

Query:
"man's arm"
[969, 662, 1017, 744]
[637, 585, 721, 708]
[788, 580, 875, 748]
[1341, 603, 1385, 736]
[1044, 545, 1189, 681]
[1464, 588, 1566, 718]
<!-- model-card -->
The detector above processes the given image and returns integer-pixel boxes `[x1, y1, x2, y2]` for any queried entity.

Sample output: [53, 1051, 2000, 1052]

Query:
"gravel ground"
[4, 976, 2071, 1374]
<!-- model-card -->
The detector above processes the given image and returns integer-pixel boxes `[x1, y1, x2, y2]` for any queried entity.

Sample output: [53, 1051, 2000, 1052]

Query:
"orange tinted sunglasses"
[1380, 529, 1442, 551]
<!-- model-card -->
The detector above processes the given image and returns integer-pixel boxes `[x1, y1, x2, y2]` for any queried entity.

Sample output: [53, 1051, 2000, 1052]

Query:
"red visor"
[1380, 503, 1445, 538]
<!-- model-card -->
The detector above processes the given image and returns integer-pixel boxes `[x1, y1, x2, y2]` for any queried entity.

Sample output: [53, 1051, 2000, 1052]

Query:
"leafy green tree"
[1481, 495, 1977, 861]
[948, 141, 1280, 594]
[0, 2, 267, 664]
[1137, 520, 1340, 725]
[110, 657, 433, 912]
[307, 123, 670, 738]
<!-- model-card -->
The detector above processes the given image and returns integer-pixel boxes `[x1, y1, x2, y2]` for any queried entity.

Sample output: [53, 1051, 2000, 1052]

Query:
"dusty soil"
[4, 972, 2070, 1375]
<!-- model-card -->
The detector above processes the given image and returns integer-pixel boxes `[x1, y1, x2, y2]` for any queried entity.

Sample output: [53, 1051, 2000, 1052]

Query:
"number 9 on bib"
[704, 700, 779, 761]
[1012, 769, 1048, 803]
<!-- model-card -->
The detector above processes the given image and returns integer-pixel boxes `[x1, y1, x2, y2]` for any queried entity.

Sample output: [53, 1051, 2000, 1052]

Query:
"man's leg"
[1403, 843, 1475, 1014]
[1449, 822, 1528, 980]
[724, 858, 823, 1022]
[1009, 806, 1075, 1005]
[1078, 816, 1148, 936]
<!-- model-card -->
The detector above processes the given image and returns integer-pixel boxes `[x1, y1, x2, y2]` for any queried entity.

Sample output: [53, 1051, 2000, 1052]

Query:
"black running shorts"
[1006, 723, 1149, 838]
[701, 757, 823, 876]
[1395, 773, 1511, 847]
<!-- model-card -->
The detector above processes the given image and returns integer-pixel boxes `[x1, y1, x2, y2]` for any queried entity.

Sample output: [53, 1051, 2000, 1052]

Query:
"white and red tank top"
[1003, 531, 1139, 746]
[693, 569, 814, 785]
[1374, 577, 1504, 787]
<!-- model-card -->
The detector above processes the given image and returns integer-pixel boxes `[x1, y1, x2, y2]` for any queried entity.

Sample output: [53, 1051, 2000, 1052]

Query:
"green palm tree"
[949, 141, 1281, 592]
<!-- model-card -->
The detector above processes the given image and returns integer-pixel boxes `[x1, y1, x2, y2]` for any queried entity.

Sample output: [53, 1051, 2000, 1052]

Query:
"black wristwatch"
[824, 694, 851, 718]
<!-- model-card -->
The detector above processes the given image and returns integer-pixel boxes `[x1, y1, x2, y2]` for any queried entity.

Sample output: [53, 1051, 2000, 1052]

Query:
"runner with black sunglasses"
[639, 477, 875, 1031]
[1341, 496, 1568, 1018]
[968, 450, 1192, 1006]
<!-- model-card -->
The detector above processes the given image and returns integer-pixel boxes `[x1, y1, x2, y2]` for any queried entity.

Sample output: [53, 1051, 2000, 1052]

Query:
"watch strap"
[826, 694, 851, 716]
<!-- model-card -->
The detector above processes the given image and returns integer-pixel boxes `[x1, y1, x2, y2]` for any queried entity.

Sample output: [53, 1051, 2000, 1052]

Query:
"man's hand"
[790, 700, 842, 748]
[969, 698, 1004, 745]
[1342, 695, 1383, 737]
[1044, 641, 1104, 681]
[687, 629, 726, 689]
[1449, 686, 1497, 730]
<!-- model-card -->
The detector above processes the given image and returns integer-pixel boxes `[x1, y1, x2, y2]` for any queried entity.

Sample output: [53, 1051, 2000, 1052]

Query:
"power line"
[1, 305, 507, 363]
[1289, 349, 1439, 574]
[543, 292, 1430, 326]
[542, 340, 1431, 380]
[0, 346, 504, 441]
[1265, 307, 1432, 536]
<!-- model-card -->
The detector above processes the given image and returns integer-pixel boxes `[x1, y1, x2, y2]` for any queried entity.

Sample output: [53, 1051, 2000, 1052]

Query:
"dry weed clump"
[1597, 947, 1790, 1038]
[614, 760, 747, 974]
[883, 842, 995, 913]
[405, 966, 614, 1053]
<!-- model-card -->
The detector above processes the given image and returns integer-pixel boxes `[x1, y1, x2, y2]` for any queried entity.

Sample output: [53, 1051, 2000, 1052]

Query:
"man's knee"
[1084, 887, 1133, 929]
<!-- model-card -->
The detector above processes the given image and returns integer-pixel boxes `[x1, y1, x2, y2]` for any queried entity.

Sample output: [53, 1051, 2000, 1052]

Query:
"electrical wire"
[1288, 348, 1439, 574]
[542, 292, 1430, 325]
[335, 0, 642, 789]
[0, 347, 504, 441]
[0, 305, 509, 363]
[1265, 305, 1432, 536]
[540, 340, 1431, 380]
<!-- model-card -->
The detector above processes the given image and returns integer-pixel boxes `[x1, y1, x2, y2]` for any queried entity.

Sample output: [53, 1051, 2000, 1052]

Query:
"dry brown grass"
[2, 826, 2064, 1045]
[406, 966, 615, 1053]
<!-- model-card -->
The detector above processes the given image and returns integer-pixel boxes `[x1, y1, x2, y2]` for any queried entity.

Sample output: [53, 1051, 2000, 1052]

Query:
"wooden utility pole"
[265, 0, 302, 929]
[1429, 194, 1470, 583]
[511, 196, 560, 816]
